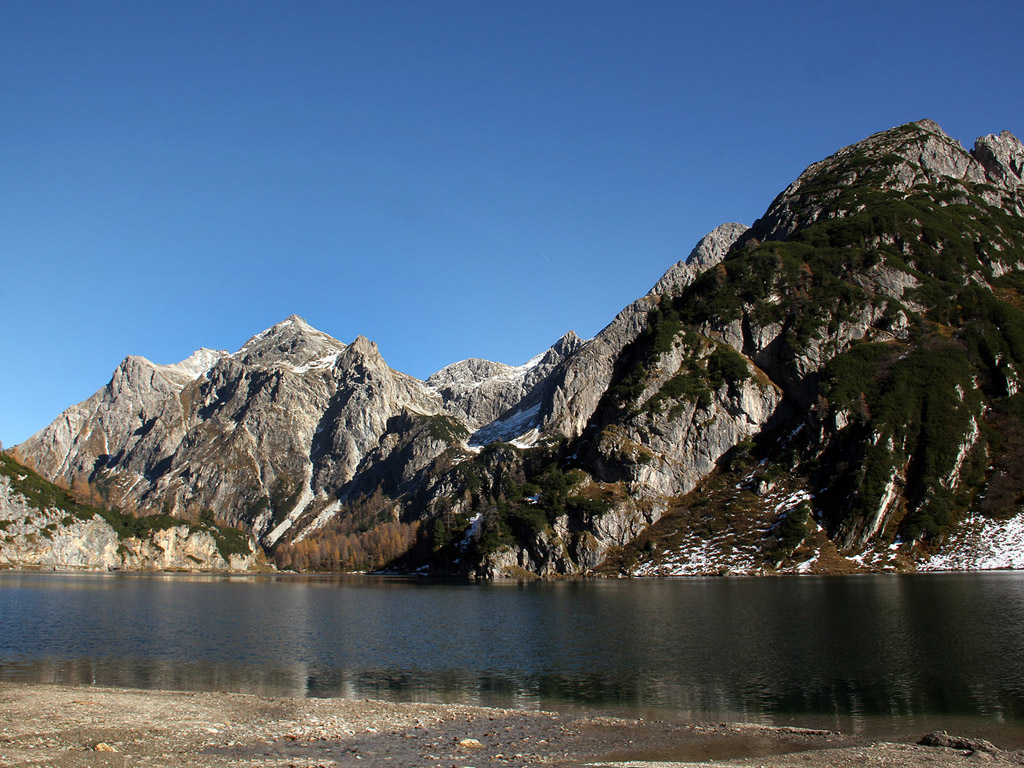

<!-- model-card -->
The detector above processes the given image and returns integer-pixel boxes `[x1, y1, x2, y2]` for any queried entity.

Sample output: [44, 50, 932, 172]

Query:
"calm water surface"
[2, 571, 1023, 742]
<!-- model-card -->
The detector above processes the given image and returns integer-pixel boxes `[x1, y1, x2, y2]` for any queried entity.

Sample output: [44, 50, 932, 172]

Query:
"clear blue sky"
[3, 0, 1023, 446]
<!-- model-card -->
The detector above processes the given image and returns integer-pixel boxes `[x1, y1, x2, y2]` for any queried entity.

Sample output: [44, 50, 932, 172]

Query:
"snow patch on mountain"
[264, 482, 316, 547]
[920, 512, 1024, 571]
[470, 402, 543, 447]
[288, 352, 342, 375]
[159, 348, 228, 381]
[631, 530, 762, 576]
[425, 351, 546, 392]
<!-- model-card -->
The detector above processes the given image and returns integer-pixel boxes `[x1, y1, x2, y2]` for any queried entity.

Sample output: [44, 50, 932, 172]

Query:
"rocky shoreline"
[1, 683, 1022, 767]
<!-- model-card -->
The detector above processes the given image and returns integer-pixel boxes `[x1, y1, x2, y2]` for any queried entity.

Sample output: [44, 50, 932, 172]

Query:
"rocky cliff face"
[14, 119, 1024, 577]
[0, 455, 258, 571]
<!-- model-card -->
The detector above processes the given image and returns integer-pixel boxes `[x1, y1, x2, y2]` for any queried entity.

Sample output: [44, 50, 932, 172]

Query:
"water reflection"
[1, 571, 1023, 731]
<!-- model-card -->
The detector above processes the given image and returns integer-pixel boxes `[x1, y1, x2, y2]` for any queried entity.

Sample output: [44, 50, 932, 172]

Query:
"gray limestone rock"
[540, 221, 751, 442]
[972, 130, 1024, 189]
[0, 475, 257, 571]
[650, 222, 751, 296]
[18, 317, 448, 546]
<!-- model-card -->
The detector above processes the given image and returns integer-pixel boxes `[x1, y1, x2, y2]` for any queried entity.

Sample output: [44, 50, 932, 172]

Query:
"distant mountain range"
[7, 119, 1024, 576]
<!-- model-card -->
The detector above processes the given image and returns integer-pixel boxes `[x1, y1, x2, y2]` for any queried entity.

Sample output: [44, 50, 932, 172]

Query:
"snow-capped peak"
[232, 315, 347, 371]
[160, 348, 228, 380]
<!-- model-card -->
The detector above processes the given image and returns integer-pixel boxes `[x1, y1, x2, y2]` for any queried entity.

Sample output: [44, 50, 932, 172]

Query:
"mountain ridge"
[10, 118, 1024, 577]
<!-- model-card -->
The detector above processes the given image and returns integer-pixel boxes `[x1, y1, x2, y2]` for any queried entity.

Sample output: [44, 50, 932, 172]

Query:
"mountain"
[11, 119, 1024, 577]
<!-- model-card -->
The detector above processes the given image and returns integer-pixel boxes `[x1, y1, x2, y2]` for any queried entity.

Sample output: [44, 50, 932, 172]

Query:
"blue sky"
[3, 0, 1024, 446]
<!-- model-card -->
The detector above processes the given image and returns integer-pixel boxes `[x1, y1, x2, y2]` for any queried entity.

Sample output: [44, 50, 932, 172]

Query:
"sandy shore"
[1, 683, 1022, 768]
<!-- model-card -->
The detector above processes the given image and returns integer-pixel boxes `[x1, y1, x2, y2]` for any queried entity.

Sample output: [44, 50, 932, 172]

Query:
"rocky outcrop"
[594, 376, 782, 499]
[651, 222, 750, 295]
[0, 475, 258, 571]
[539, 298, 655, 440]
[972, 130, 1024, 194]
[750, 120, 1024, 242]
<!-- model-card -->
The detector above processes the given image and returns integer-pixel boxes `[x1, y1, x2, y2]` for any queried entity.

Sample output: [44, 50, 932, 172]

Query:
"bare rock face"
[539, 298, 655, 439]
[598, 376, 782, 499]
[688, 222, 752, 271]
[972, 130, 1024, 191]
[651, 222, 750, 295]
[0, 475, 257, 571]
[309, 335, 442, 495]
[541, 222, 750, 441]
[0, 475, 119, 568]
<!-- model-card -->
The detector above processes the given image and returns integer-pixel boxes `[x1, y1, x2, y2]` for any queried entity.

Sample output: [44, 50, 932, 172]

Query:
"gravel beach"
[2, 683, 1023, 767]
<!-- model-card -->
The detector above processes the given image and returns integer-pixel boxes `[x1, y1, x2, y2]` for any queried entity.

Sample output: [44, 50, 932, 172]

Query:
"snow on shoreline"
[921, 512, 1024, 571]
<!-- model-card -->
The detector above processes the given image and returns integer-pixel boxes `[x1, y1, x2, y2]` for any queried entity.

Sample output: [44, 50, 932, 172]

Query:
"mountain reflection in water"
[1, 571, 1023, 735]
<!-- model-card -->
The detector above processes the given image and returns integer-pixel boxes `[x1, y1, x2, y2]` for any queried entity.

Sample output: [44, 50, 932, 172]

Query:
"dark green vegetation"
[817, 338, 985, 543]
[415, 441, 613, 573]
[769, 502, 813, 563]
[652, 127, 1024, 550]
[269, 473, 303, 526]
[608, 307, 753, 419]
[2, 452, 136, 534]
[198, 508, 254, 558]
[0, 452, 251, 560]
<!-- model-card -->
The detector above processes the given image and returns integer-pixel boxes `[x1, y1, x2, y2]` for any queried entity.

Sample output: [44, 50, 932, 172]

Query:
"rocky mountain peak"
[334, 334, 389, 380]
[549, 330, 584, 358]
[338, 334, 383, 364]
[116, 353, 154, 373]
[347, 334, 378, 355]
[108, 348, 228, 395]
[426, 358, 513, 388]
[748, 119, 1018, 241]
[234, 315, 346, 370]
[686, 222, 751, 270]
[109, 355, 181, 397]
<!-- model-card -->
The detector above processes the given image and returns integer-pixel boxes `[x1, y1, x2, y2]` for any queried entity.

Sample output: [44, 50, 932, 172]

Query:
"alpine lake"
[2, 570, 1023, 748]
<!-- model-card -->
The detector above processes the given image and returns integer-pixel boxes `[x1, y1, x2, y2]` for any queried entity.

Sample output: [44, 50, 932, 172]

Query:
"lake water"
[2, 571, 1024, 744]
